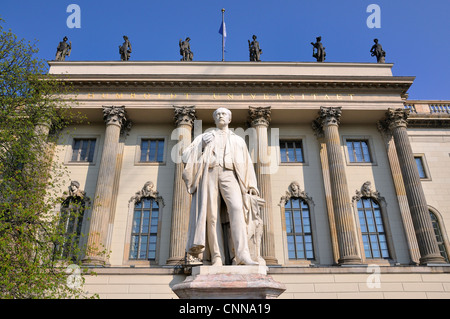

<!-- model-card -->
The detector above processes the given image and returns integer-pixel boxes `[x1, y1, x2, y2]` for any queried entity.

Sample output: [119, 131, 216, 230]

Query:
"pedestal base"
[172, 266, 286, 299]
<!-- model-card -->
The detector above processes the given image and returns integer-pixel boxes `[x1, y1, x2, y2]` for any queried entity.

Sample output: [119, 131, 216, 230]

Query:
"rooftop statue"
[119, 35, 132, 61]
[182, 107, 265, 266]
[179, 37, 194, 61]
[370, 38, 386, 63]
[311, 36, 326, 62]
[55, 36, 71, 61]
[248, 35, 262, 62]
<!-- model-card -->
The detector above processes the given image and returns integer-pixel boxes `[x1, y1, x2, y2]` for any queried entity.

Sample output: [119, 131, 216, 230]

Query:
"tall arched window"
[127, 181, 164, 262]
[430, 211, 449, 262]
[357, 198, 389, 259]
[130, 197, 159, 260]
[56, 181, 90, 260]
[353, 181, 391, 260]
[280, 182, 315, 261]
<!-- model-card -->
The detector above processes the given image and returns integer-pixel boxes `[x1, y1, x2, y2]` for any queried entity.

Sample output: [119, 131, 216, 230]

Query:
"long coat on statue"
[181, 128, 259, 258]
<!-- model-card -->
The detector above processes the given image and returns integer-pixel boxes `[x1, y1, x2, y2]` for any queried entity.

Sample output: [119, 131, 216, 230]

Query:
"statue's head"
[213, 107, 232, 127]
[374, 38, 379, 43]
[252, 35, 257, 40]
[186, 37, 191, 41]
[63, 36, 68, 41]
[316, 36, 321, 42]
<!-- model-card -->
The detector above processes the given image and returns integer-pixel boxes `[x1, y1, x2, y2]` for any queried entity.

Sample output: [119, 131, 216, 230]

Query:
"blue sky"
[1, 0, 449, 100]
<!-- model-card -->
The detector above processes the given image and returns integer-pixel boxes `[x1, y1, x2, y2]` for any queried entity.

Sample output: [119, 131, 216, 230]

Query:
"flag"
[219, 20, 227, 39]
[219, 9, 227, 60]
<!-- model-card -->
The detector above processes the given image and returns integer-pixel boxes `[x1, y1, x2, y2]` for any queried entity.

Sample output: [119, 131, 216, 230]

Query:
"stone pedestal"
[172, 266, 286, 299]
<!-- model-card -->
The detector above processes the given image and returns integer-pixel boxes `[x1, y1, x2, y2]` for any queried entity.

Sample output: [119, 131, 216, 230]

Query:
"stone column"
[167, 106, 196, 265]
[382, 108, 445, 264]
[313, 107, 362, 265]
[83, 106, 128, 266]
[248, 106, 278, 265]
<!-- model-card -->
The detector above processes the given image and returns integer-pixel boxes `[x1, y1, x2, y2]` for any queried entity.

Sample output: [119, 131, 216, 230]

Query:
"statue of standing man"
[311, 36, 326, 62]
[179, 37, 194, 61]
[55, 36, 71, 61]
[182, 107, 264, 266]
[370, 38, 386, 63]
[248, 35, 262, 62]
[119, 35, 132, 61]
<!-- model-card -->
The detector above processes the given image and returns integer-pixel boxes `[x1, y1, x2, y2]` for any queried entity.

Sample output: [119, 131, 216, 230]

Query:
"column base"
[338, 255, 363, 265]
[419, 254, 447, 265]
[81, 256, 108, 267]
[166, 256, 186, 266]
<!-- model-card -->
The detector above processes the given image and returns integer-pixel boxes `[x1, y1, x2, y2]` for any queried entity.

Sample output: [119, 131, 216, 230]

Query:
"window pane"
[295, 143, 304, 162]
[415, 157, 426, 178]
[157, 140, 164, 162]
[362, 141, 370, 162]
[280, 140, 303, 163]
[132, 211, 141, 233]
[140, 140, 148, 162]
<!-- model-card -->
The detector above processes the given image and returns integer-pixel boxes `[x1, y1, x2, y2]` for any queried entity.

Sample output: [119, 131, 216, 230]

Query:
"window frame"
[65, 135, 101, 166]
[278, 136, 308, 166]
[351, 182, 396, 265]
[129, 197, 160, 261]
[134, 136, 167, 166]
[413, 153, 431, 181]
[342, 136, 377, 166]
[279, 182, 318, 266]
[429, 208, 450, 263]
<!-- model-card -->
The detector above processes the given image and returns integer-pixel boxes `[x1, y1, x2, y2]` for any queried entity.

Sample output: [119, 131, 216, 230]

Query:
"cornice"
[48, 61, 413, 94]
[56, 75, 414, 93]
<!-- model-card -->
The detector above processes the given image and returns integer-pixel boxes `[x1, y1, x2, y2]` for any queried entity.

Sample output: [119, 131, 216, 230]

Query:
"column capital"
[312, 106, 342, 137]
[102, 105, 127, 127]
[248, 106, 271, 127]
[384, 108, 410, 130]
[173, 105, 196, 127]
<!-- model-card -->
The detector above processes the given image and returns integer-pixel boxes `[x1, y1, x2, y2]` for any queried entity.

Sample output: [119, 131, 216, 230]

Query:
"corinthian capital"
[312, 106, 342, 137]
[384, 108, 410, 130]
[173, 105, 196, 127]
[102, 105, 128, 127]
[248, 106, 271, 127]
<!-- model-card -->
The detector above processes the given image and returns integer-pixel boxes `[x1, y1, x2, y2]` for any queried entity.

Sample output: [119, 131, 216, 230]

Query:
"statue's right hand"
[202, 132, 214, 146]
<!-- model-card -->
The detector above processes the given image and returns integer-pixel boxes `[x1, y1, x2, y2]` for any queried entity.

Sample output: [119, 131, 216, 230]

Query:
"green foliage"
[0, 18, 95, 299]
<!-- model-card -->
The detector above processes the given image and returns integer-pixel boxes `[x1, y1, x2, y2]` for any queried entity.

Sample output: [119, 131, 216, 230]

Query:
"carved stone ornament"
[102, 105, 131, 134]
[129, 181, 165, 207]
[173, 105, 196, 127]
[312, 106, 342, 137]
[385, 108, 410, 130]
[279, 181, 313, 206]
[352, 181, 384, 203]
[248, 106, 271, 127]
[62, 180, 91, 204]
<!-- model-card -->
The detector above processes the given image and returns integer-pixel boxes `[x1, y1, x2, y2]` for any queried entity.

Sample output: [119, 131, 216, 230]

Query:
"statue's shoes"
[211, 257, 223, 266]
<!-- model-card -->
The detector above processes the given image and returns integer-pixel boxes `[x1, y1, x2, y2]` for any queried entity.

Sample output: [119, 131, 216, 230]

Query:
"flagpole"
[221, 8, 225, 61]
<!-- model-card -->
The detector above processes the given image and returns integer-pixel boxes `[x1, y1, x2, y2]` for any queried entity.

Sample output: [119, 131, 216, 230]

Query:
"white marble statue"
[182, 107, 264, 266]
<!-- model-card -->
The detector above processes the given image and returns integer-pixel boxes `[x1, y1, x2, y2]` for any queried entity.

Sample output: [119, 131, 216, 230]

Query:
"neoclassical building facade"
[48, 61, 450, 298]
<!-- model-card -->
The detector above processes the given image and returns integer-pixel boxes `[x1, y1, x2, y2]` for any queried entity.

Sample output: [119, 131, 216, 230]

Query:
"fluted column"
[383, 108, 445, 264]
[248, 106, 278, 265]
[83, 106, 128, 266]
[313, 107, 362, 264]
[167, 106, 196, 265]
